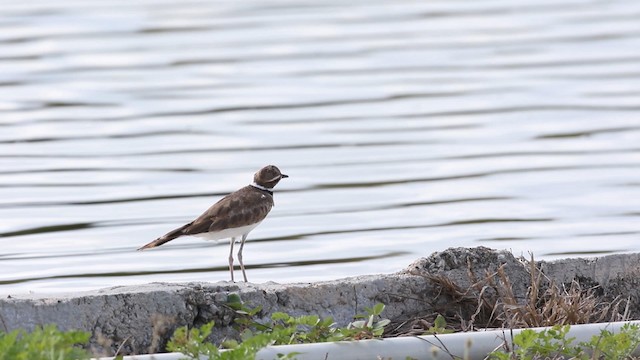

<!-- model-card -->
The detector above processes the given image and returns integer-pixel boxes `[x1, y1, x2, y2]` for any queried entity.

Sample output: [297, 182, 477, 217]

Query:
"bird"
[137, 165, 288, 282]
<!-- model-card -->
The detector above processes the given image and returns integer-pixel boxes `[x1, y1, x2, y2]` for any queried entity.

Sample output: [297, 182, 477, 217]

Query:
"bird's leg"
[229, 237, 236, 282]
[238, 234, 248, 282]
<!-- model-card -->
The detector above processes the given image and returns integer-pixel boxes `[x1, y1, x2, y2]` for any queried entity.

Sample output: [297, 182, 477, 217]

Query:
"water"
[1, 0, 639, 294]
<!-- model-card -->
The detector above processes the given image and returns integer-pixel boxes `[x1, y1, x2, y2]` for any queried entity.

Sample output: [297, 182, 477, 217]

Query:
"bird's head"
[254, 165, 288, 189]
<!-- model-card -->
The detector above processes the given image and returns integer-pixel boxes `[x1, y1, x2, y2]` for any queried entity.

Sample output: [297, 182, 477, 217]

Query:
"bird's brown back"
[182, 185, 274, 235]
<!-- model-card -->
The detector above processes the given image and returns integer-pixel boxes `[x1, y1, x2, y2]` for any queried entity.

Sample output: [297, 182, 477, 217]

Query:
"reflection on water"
[1, 0, 640, 293]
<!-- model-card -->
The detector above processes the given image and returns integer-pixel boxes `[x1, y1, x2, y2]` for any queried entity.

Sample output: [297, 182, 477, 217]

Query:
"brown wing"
[138, 186, 274, 251]
[184, 186, 273, 234]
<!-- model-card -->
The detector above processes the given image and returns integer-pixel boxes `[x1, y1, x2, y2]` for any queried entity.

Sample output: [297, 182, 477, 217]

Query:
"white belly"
[192, 222, 262, 241]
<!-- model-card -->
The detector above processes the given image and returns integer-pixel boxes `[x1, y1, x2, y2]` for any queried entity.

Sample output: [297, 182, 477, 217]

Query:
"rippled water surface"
[1, 0, 640, 294]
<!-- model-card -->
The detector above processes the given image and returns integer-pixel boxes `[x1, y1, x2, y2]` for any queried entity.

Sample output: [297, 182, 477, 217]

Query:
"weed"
[167, 298, 392, 359]
[167, 320, 282, 360]
[423, 314, 455, 335]
[415, 253, 627, 333]
[585, 323, 640, 359]
[490, 323, 640, 360]
[340, 303, 391, 340]
[0, 324, 92, 360]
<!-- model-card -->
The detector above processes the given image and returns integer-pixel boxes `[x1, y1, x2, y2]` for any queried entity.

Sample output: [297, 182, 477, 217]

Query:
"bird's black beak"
[281, 174, 289, 179]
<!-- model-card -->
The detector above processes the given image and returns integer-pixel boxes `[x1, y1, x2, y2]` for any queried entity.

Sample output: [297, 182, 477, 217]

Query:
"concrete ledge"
[1, 247, 639, 356]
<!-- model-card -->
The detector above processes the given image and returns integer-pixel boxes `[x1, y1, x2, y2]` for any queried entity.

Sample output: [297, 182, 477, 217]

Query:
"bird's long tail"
[137, 223, 191, 251]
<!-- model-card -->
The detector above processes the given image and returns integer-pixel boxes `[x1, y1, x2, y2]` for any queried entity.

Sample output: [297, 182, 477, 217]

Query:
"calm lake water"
[1, 0, 639, 294]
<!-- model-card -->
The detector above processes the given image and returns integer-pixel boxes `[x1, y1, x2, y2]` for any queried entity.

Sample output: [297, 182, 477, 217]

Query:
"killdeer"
[138, 165, 288, 282]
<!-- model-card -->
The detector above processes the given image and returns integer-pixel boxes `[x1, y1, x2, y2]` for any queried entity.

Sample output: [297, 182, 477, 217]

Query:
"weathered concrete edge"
[1, 273, 431, 355]
[1, 247, 639, 356]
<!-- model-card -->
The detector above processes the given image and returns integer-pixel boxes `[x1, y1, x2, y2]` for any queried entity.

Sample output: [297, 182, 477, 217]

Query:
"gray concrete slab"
[1, 247, 639, 356]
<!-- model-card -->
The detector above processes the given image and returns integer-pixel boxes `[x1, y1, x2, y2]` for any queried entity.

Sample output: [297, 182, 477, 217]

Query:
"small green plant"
[226, 293, 262, 317]
[167, 321, 220, 359]
[423, 314, 455, 335]
[238, 312, 342, 345]
[340, 303, 391, 340]
[167, 320, 278, 360]
[231, 296, 390, 343]
[490, 325, 582, 360]
[489, 323, 640, 360]
[0, 324, 92, 360]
